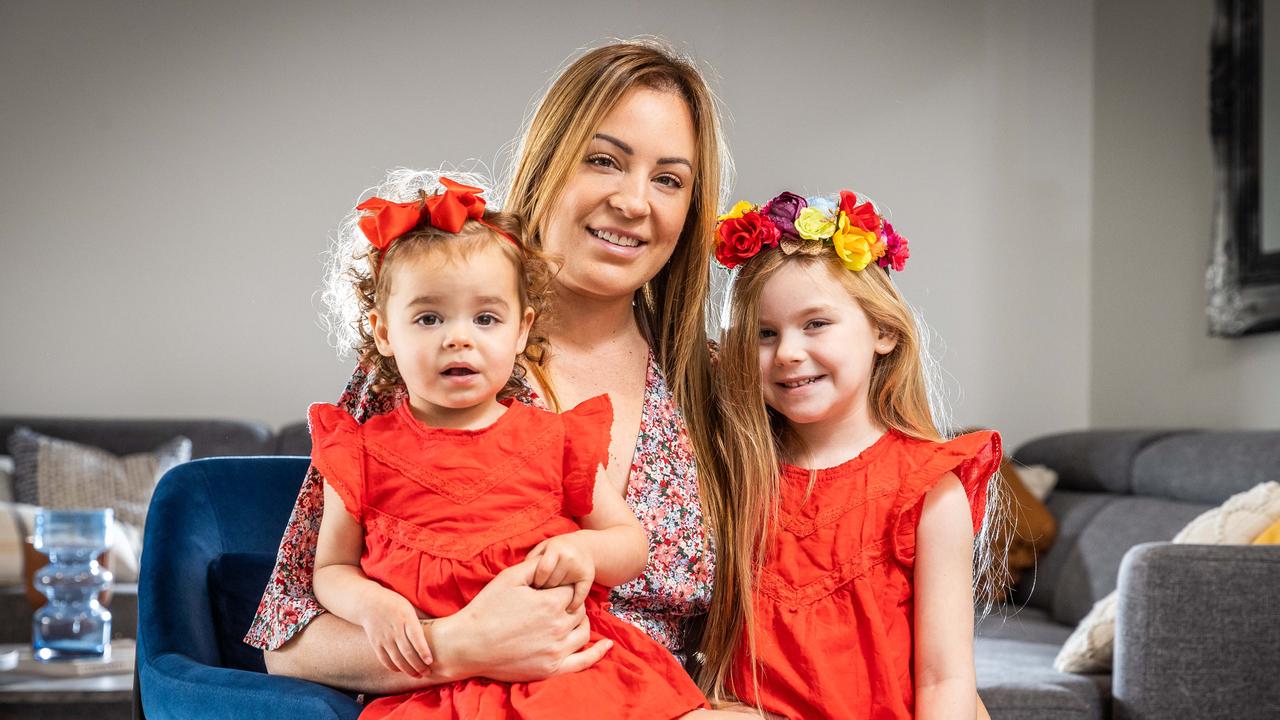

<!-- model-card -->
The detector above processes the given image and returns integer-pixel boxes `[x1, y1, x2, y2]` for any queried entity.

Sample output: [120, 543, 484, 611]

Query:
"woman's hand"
[527, 534, 595, 611]
[356, 589, 433, 677]
[432, 558, 612, 683]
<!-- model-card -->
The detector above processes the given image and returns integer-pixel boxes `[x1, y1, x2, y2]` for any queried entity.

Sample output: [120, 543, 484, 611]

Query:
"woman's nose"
[608, 177, 650, 219]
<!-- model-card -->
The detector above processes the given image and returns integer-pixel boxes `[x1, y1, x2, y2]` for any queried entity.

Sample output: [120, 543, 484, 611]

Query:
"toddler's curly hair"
[348, 206, 553, 398]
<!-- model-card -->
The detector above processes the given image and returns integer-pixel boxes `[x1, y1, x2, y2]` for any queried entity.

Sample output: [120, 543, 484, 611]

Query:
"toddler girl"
[708, 190, 1004, 719]
[308, 176, 708, 718]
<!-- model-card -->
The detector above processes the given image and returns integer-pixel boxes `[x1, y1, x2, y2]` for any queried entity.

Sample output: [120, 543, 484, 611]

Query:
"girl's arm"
[913, 472, 978, 720]
[528, 466, 648, 609]
[313, 484, 433, 677]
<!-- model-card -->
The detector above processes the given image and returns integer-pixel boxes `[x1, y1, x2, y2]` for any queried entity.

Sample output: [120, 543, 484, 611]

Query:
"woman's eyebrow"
[594, 133, 693, 170]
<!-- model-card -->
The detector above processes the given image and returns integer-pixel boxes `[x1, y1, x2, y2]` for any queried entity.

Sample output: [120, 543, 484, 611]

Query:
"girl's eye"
[805, 319, 831, 330]
[758, 328, 777, 340]
[586, 154, 619, 170]
[415, 314, 441, 326]
[475, 313, 499, 327]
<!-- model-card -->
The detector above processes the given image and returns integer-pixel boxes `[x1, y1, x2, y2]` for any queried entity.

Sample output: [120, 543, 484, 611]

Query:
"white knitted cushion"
[1054, 481, 1280, 673]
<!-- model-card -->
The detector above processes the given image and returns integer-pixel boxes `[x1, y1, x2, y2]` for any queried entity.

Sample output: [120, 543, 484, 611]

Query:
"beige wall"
[0, 1, 1095, 449]
[1090, 0, 1280, 430]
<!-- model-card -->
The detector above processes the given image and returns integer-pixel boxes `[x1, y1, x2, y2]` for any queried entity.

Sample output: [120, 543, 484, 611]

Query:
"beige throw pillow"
[8, 427, 190, 533]
[1054, 481, 1280, 673]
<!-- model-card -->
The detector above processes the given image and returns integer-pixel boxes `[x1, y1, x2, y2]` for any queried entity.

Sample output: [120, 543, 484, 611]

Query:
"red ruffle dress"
[307, 395, 707, 720]
[728, 429, 1002, 720]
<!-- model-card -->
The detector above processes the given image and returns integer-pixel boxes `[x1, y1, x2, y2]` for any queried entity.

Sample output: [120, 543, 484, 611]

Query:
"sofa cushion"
[1132, 431, 1280, 504]
[977, 606, 1073, 645]
[977, 637, 1107, 720]
[1048, 496, 1206, 625]
[208, 552, 277, 673]
[275, 422, 312, 456]
[1013, 491, 1110, 611]
[1012, 430, 1186, 494]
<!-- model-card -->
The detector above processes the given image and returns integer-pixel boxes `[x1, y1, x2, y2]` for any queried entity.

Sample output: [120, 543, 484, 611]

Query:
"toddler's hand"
[359, 590, 434, 676]
[526, 535, 595, 611]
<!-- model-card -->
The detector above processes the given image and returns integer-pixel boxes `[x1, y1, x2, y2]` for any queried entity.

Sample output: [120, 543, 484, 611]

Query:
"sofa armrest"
[1113, 542, 1280, 720]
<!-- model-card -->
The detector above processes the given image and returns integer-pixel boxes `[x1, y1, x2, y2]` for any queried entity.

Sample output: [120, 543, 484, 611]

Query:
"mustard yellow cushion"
[1253, 518, 1280, 544]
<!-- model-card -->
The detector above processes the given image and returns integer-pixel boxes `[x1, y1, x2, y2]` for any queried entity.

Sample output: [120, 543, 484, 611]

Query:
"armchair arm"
[1113, 542, 1280, 720]
[140, 648, 359, 719]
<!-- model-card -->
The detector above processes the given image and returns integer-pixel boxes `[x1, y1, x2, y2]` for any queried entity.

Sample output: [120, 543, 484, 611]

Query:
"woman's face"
[541, 86, 697, 301]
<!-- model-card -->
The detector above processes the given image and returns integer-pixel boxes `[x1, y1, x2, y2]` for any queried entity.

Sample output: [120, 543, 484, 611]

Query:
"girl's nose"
[774, 332, 805, 365]
[443, 324, 474, 350]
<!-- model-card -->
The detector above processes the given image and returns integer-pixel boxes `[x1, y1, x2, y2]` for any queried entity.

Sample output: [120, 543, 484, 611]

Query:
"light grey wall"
[1, 1, 1095, 449]
[1090, 0, 1280, 430]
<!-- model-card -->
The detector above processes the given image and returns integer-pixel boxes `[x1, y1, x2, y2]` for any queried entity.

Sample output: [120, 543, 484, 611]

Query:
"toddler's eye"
[475, 313, 500, 327]
[415, 313, 441, 327]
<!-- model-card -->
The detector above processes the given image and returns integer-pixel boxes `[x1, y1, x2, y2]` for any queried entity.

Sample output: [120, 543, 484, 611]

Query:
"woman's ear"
[369, 309, 394, 357]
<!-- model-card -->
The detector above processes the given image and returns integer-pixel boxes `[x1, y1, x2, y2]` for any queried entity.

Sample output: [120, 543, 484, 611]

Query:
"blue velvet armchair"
[137, 457, 362, 719]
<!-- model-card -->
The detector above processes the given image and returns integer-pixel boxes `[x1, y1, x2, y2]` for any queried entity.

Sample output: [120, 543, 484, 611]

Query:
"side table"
[0, 641, 133, 720]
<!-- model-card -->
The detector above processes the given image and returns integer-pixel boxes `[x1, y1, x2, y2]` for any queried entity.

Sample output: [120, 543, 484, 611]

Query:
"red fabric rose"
[839, 190, 882, 234]
[715, 211, 781, 269]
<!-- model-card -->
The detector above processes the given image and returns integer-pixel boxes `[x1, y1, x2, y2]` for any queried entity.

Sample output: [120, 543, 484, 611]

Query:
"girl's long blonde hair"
[503, 39, 741, 694]
[709, 243, 1008, 702]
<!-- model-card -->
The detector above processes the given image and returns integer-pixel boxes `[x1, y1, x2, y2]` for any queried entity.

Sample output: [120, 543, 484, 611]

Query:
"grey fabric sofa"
[976, 430, 1280, 720]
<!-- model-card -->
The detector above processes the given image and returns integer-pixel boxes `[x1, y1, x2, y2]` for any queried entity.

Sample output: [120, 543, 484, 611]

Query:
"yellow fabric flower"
[795, 207, 837, 240]
[831, 212, 877, 271]
[718, 200, 755, 223]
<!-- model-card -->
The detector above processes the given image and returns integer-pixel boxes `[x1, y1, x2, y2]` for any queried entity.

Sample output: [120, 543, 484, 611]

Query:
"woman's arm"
[914, 472, 978, 720]
[528, 467, 648, 609]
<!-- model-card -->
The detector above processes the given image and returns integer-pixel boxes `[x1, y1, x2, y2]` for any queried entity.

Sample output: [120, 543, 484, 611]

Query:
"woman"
[246, 40, 747, 700]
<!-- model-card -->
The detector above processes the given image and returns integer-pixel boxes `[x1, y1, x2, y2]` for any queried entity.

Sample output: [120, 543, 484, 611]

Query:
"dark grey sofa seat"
[977, 430, 1280, 720]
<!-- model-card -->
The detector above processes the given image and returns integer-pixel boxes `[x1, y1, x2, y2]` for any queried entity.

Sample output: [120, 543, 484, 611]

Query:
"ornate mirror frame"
[1208, 0, 1280, 336]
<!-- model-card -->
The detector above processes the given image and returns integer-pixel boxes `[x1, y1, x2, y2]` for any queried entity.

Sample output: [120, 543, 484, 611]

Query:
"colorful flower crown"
[713, 190, 909, 273]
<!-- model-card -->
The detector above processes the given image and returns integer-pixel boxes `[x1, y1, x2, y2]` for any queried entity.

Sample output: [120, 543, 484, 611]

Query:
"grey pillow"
[7, 427, 191, 530]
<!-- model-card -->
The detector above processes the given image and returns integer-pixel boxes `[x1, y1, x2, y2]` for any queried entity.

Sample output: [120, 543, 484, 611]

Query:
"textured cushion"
[1018, 464, 1058, 502]
[1054, 482, 1280, 673]
[1254, 518, 1280, 544]
[0, 417, 274, 459]
[8, 426, 190, 532]
[1132, 432, 1280, 504]
[208, 552, 277, 673]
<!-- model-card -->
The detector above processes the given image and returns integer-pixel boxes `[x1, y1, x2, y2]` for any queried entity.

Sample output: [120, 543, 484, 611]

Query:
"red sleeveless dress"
[728, 429, 1002, 719]
[307, 395, 707, 719]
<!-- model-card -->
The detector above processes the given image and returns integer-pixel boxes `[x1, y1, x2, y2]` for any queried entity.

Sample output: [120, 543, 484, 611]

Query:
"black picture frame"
[1208, 0, 1280, 336]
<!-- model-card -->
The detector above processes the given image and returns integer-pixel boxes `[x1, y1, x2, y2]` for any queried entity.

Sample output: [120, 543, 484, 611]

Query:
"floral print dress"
[245, 352, 715, 660]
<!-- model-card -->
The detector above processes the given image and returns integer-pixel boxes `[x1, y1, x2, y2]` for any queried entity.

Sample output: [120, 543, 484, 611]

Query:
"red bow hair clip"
[356, 178, 516, 271]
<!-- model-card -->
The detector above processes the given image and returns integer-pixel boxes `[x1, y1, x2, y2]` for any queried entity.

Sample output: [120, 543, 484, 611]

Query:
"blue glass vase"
[31, 508, 114, 661]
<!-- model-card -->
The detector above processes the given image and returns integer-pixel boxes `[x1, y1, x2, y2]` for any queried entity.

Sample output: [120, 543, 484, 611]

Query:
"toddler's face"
[371, 244, 533, 428]
[756, 262, 896, 430]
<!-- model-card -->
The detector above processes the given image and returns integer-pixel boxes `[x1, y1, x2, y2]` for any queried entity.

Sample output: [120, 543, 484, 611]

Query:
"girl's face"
[369, 244, 534, 428]
[541, 86, 697, 301]
[756, 262, 897, 429]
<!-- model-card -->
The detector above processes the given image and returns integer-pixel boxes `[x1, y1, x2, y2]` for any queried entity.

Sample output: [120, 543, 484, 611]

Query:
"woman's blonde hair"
[503, 39, 740, 695]
[709, 243, 1008, 703]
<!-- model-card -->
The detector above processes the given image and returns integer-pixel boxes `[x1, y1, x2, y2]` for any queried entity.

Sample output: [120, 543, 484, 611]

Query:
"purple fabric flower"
[762, 192, 807, 238]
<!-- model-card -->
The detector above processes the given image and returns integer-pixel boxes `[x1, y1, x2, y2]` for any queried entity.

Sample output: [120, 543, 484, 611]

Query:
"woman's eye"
[475, 313, 499, 327]
[415, 314, 441, 327]
[586, 154, 619, 170]
[655, 174, 684, 189]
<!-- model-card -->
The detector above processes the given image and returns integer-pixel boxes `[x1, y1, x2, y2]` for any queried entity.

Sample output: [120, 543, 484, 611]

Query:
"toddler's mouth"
[441, 365, 477, 376]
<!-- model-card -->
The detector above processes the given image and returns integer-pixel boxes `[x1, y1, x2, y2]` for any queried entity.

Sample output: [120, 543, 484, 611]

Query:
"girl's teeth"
[783, 377, 819, 388]
[592, 229, 640, 247]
